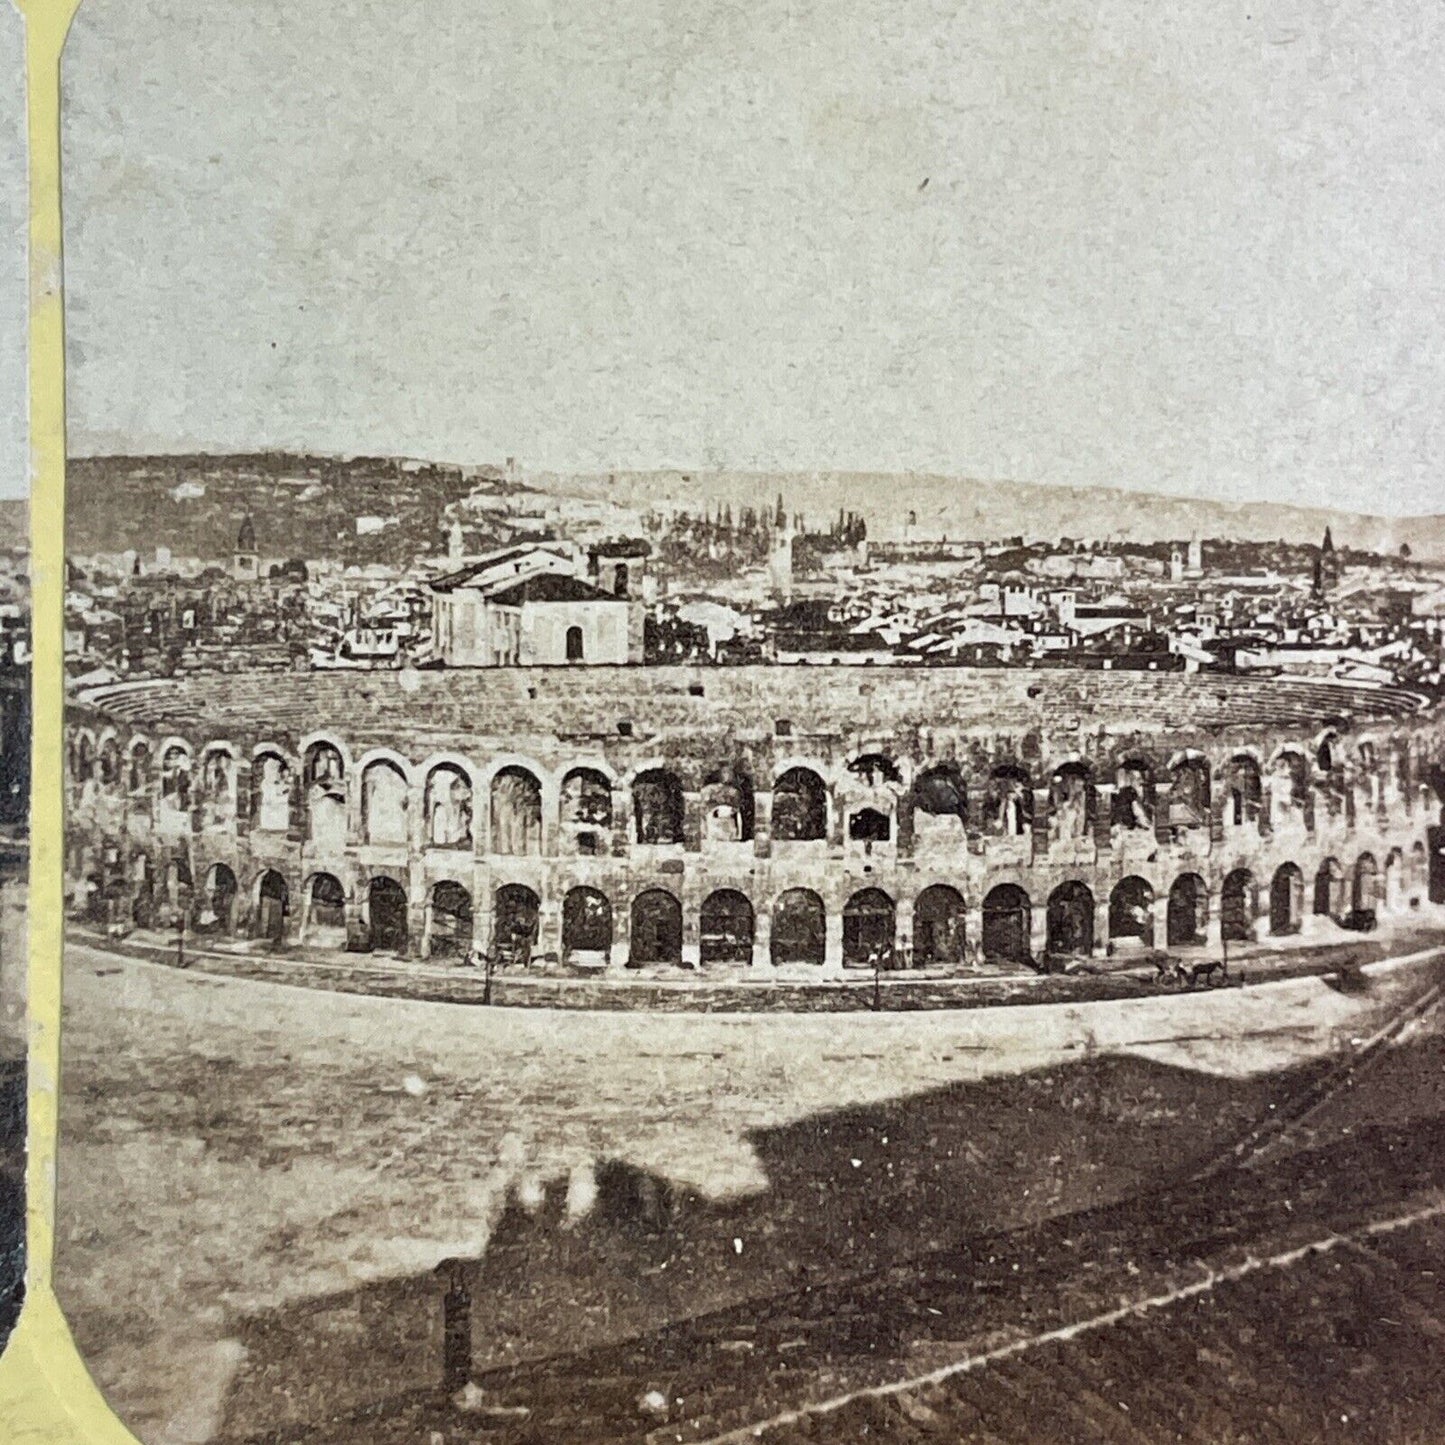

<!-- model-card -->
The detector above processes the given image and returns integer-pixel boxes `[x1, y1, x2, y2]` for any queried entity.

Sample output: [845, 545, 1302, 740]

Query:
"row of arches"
[153, 844, 1425, 967]
[74, 738, 1421, 857]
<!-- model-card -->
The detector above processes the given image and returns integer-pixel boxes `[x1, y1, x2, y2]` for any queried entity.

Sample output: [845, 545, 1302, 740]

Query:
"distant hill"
[64, 453, 1445, 562]
[530, 469, 1445, 559]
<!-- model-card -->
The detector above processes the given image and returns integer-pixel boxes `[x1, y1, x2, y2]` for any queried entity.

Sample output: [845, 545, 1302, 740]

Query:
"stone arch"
[425, 763, 474, 848]
[1111, 757, 1155, 832]
[560, 767, 613, 854]
[771, 888, 826, 965]
[427, 881, 473, 959]
[565, 624, 585, 663]
[772, 767, 827, 842]
[304, 741, 347, 848]
[1048, 762, 1095, 844]
[1221, 867, 1257, 942]
[490, 765, 544, 855]
[362, 758, 409, 845]
[1269, 863, 1304, 936]
[632, 768, 684, 846]
[195, 862, 237, 934]
[158, 742, 192, 815]
[843, 888, 895, 968]
[984, 765, 1033, 838]
[1268, 749, 1311, 830]
[1384, 847, 1405, 912]
[98, 734, 122, 789]
[700, 889, 754, 964]
[367, 875, 408, 954]
[1353, 852, 1379, 912]
[199, 745, 237, 828]
[1223, 754, 1263, 829]
[495, 882, 540, 963]
[913, 764, 967, 833]
[1314, 858, 1346, 920]
[629, 888, 682, 966]
[1166, 873, 1208, 947]
[251, 750, 294, 833]
[914, 884, 966, 966]
[126, 737, 153, 793]
[982, 884, 1032, 966]
[1164, 753, 1211, 832]
[562, 886, 612, 961]
[304, 872, 348, 946]
[252, 868, 289, 943]
[1109, 876, 1154, 948]
[701, 766, 755, 843]
[1046, 880, 1095, 959]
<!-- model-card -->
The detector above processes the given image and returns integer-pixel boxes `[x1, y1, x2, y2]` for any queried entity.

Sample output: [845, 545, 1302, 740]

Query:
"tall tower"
[233, 514, 259, 583]
[769, 514, 794, 602]
[447, 519, 464, 565]
[1186, 534, 1202, 574]
[1316, 525, 1340, 595]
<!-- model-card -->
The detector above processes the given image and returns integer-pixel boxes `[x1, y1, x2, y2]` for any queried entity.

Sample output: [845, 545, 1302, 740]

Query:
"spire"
[1321, 525, 1334, 555]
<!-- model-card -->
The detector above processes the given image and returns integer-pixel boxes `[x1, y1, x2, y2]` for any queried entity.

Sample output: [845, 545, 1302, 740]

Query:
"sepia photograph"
[45, 2, 1445, 1442]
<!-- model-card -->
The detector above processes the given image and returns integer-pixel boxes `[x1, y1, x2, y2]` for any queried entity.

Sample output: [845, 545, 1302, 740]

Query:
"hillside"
[63, 454, 1445, 563]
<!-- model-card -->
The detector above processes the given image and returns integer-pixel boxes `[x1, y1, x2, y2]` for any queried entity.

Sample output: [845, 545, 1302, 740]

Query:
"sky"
[45, 0, 1445, 516]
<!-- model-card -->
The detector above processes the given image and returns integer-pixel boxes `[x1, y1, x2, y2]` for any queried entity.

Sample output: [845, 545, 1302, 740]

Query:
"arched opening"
[565, 625, 584, 663]
[562, 887, 612, 962]
[1046, 881, 1095, 959]
[200, 749, 236, 829]
[494, 883, 540, 965]
[1166, 874, 1208, 947]
[700, 890, 754, 964]
[632, 769, 684, 846]
[772, 767, 827, 842]
[427, 881, 472, 960]
[160, 745, 191, 815]
[305, 743, 347, 848]
[701, 767, 754, 843]
[1224, 755, 1263, 829]
[98, 737, 121, 789]
[1269, 751, 1310, 829]
[1314, 858, 1346, 920]
[843, 888, 896, 968]
[362, 760, 408, 845]
[1165, 754, 1211, 833]
[305, 872, 347, 946]
[490, 766, 543, 855]
[195, 863, 237, 934]
[560, 768, 613, 854]
[367, 876, 408, 955]
[848, 808, 891, 844]
[982, 884, 1031, 966]
[1384, 847, 1405, 912]
[425, 764, 473, 847]
[613, 563, 629, 599]
[1048, 763, 1095, 844]
[984, 766, 1033, 838]
[1111, 759, 1155, 832]
[130, 853, 155, 928]
[914, 884, 966, 966]
[127, 741, 152, 794]
[1221, 868, 1257, 942]
[913, 765, 967, 833]
[1108, 876, 1154, 948]
[252, 868, 289, 944]
[1353, 853, 1379, 913]
[1269, 863, 1304, 935]
[629, 889, 682, 966]
[771, 889, 826, 965]
[251, 751, 293, 833]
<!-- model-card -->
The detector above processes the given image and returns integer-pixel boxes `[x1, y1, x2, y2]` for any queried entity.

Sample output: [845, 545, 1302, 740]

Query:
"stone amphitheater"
[64, 666, 1445, 976]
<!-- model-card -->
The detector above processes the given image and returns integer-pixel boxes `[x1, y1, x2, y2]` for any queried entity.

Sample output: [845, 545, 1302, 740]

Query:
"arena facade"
[64, 667, 1445, 975]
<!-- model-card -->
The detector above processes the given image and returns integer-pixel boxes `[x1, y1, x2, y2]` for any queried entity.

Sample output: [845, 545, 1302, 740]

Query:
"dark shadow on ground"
[206, 1037, 1406, 1442]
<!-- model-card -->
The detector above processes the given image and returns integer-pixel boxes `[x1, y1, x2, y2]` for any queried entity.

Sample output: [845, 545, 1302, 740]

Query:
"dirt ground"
[53, 933, 1445, 1445]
